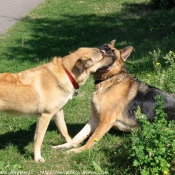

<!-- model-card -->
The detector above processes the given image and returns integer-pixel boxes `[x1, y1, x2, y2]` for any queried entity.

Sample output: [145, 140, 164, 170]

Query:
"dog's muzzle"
[99, 44, 112, 54]
[99, 44, 116, 59]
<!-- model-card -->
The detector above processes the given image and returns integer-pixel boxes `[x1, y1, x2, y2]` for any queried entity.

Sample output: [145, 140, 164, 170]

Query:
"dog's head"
[74, 47, 116, 74]
[62, 46, 117, 86]
[94, 39, 133, 81]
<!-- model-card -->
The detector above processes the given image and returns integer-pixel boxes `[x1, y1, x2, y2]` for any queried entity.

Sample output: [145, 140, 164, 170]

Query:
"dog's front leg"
[53, 115, 99, 149]
[34, 113, 52, 162]
[67, 118, 115, 153]
[53, 110, 72, 143]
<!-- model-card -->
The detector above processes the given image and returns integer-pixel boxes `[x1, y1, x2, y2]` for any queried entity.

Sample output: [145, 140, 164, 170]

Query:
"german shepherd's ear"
[109, 39, 116, 47]
[120, 46, 133, 61]
[75, 58, 93, 73]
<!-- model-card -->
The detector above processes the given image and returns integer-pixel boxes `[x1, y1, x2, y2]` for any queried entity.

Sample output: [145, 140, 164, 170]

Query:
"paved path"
[0, 0, 45, 35]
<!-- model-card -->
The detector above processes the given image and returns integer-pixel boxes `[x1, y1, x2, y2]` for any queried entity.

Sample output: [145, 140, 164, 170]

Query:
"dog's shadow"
[0, 121, 85, 156]
[0, 122, 36, 155]
[0, 119, 129, 158]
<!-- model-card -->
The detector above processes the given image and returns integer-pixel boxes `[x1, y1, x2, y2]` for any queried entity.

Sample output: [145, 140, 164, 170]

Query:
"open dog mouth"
[99, 44, 112, 54]
[99, 43, 116, 58]
[97, 66, 110, 72]
[97, 44, 115, 72]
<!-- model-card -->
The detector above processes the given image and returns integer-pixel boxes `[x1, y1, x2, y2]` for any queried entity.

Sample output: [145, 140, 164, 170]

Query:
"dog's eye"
[112, 50, 115, 54]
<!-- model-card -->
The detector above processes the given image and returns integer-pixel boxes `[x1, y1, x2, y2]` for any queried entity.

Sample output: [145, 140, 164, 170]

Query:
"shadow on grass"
[2, 2, 175, 73]
[0, 120, 85, 156]
[101, 138, 134, 175]
[0, 118, 129, 157]
[0, 123, 36, 156]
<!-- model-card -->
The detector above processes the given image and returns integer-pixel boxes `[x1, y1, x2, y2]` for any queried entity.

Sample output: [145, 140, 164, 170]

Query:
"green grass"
[0, 0, 175, 174]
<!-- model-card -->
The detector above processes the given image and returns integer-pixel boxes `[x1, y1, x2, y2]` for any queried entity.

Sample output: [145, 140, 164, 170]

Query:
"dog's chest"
[92, 86, 114, 115]
[67, 91, 74, 100]
[92, 78, 117, 115]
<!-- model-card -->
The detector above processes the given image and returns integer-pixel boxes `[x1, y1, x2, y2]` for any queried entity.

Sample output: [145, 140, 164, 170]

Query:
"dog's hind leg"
[34, 113, 53, 162]
[53, 110, 72, 143]
[53, 114, 99, 149]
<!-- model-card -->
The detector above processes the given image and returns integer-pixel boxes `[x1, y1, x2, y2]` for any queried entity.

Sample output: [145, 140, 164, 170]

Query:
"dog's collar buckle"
[64, 68, 79, 89]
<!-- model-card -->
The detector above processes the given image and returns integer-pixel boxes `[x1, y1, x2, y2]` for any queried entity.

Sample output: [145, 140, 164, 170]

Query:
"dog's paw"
[52, 142, 74, 149]
[66, 148, 81, 154]
[66, 149, 75, 154]
[34, 157, 45, 163]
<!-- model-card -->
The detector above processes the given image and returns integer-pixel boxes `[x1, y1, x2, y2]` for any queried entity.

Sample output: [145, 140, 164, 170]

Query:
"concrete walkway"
[0, 0, 45, 35]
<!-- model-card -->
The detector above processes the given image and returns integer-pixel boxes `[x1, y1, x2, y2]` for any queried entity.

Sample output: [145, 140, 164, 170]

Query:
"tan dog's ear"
[75, 59, 83, 72]
[110, 39, 116, 47]
[120, 46, 133, 61]
[75, 58, 93, 73]
[84, 58, 93, 68]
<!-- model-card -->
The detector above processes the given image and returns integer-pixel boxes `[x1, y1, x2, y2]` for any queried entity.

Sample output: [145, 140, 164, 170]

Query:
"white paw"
[66, 148, 80, 154]
[34, 157, 45, 163]
[52, 142, 73, 149]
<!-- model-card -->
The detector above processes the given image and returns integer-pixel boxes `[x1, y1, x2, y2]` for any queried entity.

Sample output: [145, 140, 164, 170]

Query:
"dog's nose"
[104, 44, 110, 51]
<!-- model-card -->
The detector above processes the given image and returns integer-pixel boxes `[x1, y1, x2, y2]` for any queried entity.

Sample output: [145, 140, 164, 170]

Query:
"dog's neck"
[94, 70, 132, 95]
[94, 70, 128, 85]
[94, 70, 131, 93]
[64, 68, 79, 89]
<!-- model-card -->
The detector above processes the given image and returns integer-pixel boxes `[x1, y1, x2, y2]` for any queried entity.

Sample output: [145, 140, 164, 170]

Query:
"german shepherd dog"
[55, 40, 175, 153]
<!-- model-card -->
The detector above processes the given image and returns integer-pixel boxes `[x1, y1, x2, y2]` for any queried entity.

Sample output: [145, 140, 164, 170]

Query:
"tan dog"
[55, 40, 135, 153]
[0, 47, 116, 162]
[56, 40, 175, 153]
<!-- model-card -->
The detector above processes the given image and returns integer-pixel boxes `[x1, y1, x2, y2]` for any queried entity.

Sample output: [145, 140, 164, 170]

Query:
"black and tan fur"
[55, 40, 175, 153]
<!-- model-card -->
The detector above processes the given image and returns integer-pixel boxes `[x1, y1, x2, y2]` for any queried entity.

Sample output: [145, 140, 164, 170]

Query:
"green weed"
[130, 95, 175, 175]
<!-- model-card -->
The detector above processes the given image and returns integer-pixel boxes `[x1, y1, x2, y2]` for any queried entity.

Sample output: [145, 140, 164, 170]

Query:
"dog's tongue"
[101, 49, 106, 53]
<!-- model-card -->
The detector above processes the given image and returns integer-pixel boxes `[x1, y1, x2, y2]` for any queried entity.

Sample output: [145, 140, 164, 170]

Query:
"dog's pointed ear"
[120, 46, 133, 61]
[109, 39, 116, 47]
[75, 58, 93, 73]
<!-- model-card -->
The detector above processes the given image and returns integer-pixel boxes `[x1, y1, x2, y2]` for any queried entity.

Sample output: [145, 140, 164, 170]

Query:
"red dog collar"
[64, 68, 79, 89]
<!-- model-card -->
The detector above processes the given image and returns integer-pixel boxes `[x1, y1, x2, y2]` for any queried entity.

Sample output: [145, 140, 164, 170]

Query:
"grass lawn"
[0, 0, 175, 174]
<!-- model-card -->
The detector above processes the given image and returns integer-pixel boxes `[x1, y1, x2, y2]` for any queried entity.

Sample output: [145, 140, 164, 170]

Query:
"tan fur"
[55, 40, 139, 153]
[0, 47, 116, 162]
